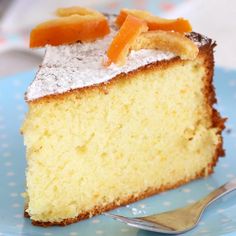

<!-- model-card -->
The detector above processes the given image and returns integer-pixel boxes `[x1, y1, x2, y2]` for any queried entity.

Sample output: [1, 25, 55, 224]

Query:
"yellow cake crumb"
[21, 57, 221, 223]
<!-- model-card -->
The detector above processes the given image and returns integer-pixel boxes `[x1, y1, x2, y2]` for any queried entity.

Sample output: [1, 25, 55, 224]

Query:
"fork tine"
[104, 213, 159, 228]
[103, 213, 128, 222]
[103, 213, 140, 224]
[103, 213, 179, 234]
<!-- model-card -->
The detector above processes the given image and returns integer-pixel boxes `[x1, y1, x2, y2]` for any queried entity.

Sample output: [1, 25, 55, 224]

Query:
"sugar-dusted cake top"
[26, 11, 211, 101]
[26, 30, 176, 101]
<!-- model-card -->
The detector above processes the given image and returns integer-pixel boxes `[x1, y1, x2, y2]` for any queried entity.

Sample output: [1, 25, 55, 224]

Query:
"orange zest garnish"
[30, 6, 110, 48]
[116, 9, 192, 33]
[106, 15, 148, 66]
[132, 30, 199, 60]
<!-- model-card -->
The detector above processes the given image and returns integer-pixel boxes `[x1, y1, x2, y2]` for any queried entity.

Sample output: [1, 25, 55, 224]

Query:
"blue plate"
[0, 67, 236, 236]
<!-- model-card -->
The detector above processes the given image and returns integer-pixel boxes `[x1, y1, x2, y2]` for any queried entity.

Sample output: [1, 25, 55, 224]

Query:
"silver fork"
[104, 178, 236, 234]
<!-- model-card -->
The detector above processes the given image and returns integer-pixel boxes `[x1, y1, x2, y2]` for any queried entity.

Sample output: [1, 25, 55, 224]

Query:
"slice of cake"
[21, 7, 225, 226]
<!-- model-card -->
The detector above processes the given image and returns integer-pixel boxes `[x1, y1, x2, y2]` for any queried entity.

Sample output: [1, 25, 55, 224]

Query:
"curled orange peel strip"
[131, 30, 199, 60]
[30, 6, 110, 48]
[116, 9, 192, 33]
[106, 15, 148, 66]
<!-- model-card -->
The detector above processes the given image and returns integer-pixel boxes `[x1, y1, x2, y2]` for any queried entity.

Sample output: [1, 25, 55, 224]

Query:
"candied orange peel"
[107, 8, 198, 65]
[106, 15, 148, 66]
[131, 30, 199, 60]
[116, 9, 192, 33]
[30, 6, 110, 48]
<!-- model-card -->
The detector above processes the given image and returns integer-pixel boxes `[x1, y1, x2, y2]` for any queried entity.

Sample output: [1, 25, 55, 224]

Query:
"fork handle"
[198, 178, 236, 209]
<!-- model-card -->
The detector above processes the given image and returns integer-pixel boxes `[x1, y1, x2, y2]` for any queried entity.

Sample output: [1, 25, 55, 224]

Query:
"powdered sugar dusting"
[26, 21, 211, 101]
[26, 28, 176, 101]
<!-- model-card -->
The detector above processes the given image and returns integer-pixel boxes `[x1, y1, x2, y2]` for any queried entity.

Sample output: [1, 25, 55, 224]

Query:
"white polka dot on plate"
[6, 171, 15, 177]
[139, 204, 146, 209]
[1, 143, 9, 148]
[16, 224, 23, 228]
[131, 207, 142, 215]
[12, 203, 20, 208]
[44, 233, 52, 236]
[207, 185, 214, 191]
[0, 134, 6, 139]
[221, 218, 230, 223]
[95, 230, 104, 235]
[163, 201, 171, 206]
[226, 173, 235, 178]
[14, 214, 22, 219]
[226, 225, 235, 230]
[10, 193, 18, 197]
[92, 219, 100, 224]
[3, 152, 11, 157]
[228, 80, 236, 87]
[4, 161, 12, 166]
[187, 199, 196, 204]
[199, 228, 209, 233]
[182, 188, 191, 193]
[121, 228, 129, 232]
[69, 232, 78, 236]
[221, 163, 229, 168]
[199, 221, 205, 226]
[8, 182, 16, 186]
[217, 208, 225, 213]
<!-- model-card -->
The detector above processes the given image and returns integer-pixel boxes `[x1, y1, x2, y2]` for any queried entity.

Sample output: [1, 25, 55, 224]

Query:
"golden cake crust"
[24, 37, 226, 227]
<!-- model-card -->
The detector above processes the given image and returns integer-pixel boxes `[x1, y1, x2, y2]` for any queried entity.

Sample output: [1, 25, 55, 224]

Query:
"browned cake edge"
[24, 37, 226, 227]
